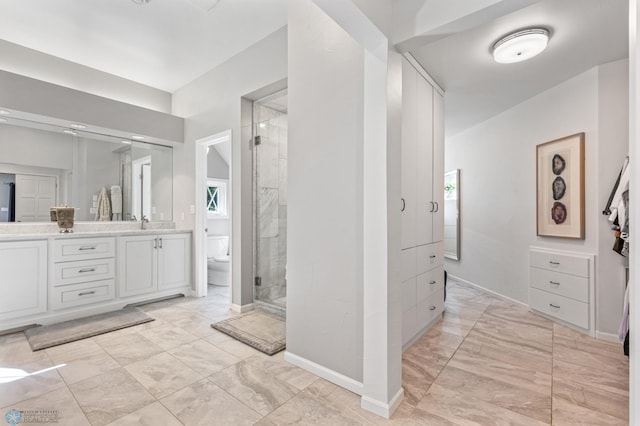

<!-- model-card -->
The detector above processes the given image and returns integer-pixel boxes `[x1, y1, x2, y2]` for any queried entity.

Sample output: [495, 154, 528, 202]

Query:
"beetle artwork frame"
[536, 133, 585, 239]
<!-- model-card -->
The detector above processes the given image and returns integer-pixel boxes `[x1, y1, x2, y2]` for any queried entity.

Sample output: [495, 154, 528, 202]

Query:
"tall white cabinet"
[400, 57, 445, 348]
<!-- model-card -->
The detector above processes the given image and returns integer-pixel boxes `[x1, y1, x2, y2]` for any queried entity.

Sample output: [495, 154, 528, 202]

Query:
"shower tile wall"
[255, 104, 287, 304]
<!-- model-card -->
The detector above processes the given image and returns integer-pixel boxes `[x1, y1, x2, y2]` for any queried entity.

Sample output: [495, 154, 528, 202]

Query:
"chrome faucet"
[141, 215, 149, 230]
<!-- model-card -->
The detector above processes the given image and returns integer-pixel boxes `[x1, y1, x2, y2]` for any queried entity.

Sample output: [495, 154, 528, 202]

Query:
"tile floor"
[0, 281, 629, 425]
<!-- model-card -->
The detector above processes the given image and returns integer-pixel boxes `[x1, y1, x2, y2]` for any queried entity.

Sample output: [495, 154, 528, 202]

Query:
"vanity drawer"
[417, 242, 443, 275]
[529, 287, 588, 329]
[51, 279, 115, 310]
[530, 267, 588, 303]
[529, 249, 589, 277]
[53, 237, 115, 262]
[417, 287, 444, 331]
[53, 258, 115, 286]
[417, 266, 444, 303]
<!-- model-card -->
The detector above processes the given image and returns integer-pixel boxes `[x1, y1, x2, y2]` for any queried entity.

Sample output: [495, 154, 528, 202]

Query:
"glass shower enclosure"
[253, 90, 288, 311]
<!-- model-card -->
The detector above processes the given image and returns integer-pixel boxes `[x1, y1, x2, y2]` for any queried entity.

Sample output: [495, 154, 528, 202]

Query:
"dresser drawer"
[53, 237, 115, 262]
[53, 258, 115, 286]
[529, 287, 588, 329]
[417, 266, 444, 303]
[417, 287, 444, 331]
[529, 249, 589, 277]
[417, 242, 443, 275]
[530, 267, 588, 303]
[51, 279, 115, 310]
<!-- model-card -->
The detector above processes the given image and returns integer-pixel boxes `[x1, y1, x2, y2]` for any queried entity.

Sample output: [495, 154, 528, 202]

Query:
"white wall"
[172, 27, 287, 306]
[445, 60, 629, 336]
[0, 124, 73, 171]
[287, 0, 365, 384]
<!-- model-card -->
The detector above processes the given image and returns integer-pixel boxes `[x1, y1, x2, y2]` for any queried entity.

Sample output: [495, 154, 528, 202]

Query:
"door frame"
[194, 129, 232, 298]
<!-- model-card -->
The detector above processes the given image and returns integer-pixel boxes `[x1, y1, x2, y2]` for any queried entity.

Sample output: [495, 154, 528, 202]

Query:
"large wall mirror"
[444, 169, 460, 260]
[0, 116, 173, 223]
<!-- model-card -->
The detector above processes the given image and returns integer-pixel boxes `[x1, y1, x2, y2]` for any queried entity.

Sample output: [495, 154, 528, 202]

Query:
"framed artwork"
[536, 133, 585, 239]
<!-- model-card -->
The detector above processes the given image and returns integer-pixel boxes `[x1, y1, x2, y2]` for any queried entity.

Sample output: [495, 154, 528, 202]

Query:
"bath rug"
[212, 310, 285, 355]
[24, 307, 154, 351]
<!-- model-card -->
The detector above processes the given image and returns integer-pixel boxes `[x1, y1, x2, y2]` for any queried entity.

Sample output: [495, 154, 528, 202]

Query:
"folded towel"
[110, 185, 122, 214]
[95, 187, 111, 221]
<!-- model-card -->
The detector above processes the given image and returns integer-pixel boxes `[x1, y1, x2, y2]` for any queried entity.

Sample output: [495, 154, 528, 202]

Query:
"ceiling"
[0, 0, 287, 92]
[410, 0, 629, 137]
[0, 0, 629, 137]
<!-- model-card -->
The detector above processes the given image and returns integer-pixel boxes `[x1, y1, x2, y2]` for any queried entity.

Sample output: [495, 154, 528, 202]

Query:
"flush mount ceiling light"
[131, 0, 151, 4]
[492, 28, 549, 64]
[69, 123, 87, 129]
[131, 135, 145, 140]
[0, 109, 10, 115]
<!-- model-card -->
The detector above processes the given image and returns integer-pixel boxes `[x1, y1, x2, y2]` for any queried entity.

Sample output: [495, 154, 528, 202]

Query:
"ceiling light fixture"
[121, 140, 132, 145]
[492, 28, 549, 64]
[63, 129, 77, 136]
[69, 123, 87, 129]
[131, 135, 145, 140]
[0, 110, 10, 115]
[131, 0, 151, 4]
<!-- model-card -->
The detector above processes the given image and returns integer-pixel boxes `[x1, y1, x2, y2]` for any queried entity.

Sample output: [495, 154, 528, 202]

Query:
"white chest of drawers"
[528, 247, 595, 333]
[51, 237, 116, 310]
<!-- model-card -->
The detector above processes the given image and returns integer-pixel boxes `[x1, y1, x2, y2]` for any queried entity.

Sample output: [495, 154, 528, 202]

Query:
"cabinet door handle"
[549, 261, 560, 266]
[153, 238, 157, 249]
[78, 246, 96, 251]
[78, 268, 96, 273]
[429, 306, 437, 311]
[401, 198, 406, 212]
[429, 201, 434, 212]
[433, 201, 439, 212]
[429, 255, 436, 259]
[78, 291, 96, 296]
[549, 303, 560, 309]
[429, 280, 437, 285]
[549, 280, 560, 286]
[159, 238, 163, 249]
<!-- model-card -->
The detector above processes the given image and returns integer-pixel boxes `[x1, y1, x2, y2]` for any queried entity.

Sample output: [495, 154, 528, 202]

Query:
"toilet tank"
[207, 235, 229, 258]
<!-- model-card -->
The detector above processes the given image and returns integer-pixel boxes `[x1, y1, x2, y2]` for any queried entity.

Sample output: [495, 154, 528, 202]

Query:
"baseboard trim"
[231, 303, 254, 313]
[361, 387, 404, 419]
[448, 274, 528, 308]
[284, 351, 364, 395]
[596, 331, 621, 343]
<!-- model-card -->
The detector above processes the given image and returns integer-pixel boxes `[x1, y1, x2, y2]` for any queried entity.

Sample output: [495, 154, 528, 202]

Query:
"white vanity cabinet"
[0, 240, 47, 322]
[118, 233, 191, 298]
[51, 237, 116, 310]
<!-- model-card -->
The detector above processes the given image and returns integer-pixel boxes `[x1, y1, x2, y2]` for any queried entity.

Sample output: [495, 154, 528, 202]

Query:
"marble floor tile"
[204, 329, 234, 345]
[138, 325, 199, 351]
[258, 390, 363, 425]
[553, 377, 628, 421]
[483, 303, 554, 330]
[386, 401, 458, 425]
[553, 359, 628, 395]
[473, 314, 553, 352]
[0, 386, 90, 426]
[401, 350, 449, 406]
[552, 395, 628, 426]
[94, 332, 164, 366]
[168, 339, 241, 377]
[244, 353, 318, 390]
[173, 313, 225, 338]
[0, 358, 66, 407]
[45, 338, 119, 384]
[214, 337, 264, 359]
[210, 359, 298, 415]
[160, 378, 262, 426]
[105, 401, 183, 426]
[69, 367, 155, 426]
[553, 335, 629, 376]
[417, 383, 549, 426]
[0, 332, 51, 366]
[431, 365, 551, 423]
[125, 352, 202, 399]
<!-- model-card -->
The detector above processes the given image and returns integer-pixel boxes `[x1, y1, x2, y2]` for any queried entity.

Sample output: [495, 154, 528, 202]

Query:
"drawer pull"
[549, 280, 560, 286]
[429, 255, 436, 259]
[429, 280, 437, 285]
[78, 246, 96, 251]
[78, 268, 96, 273]
[549, 261, 560, 266]
[549, 303, 560, 309]
[429, 306, 437, 311]
[78, 291, 96, 296]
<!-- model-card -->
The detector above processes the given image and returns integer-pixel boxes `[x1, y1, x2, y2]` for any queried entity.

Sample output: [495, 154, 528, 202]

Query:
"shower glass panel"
[253, 90, 288, 310]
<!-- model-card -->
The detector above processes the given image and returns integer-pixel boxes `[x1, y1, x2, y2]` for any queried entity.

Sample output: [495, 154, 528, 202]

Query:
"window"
[207, 179, 227, 218]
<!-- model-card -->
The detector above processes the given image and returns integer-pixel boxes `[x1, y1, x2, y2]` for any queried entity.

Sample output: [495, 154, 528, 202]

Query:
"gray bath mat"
[24, 307, 154, 351]
[212, 310, 285, 355]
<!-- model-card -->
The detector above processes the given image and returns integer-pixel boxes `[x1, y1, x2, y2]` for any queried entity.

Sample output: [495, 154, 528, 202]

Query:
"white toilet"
[207, 235, 230, 286]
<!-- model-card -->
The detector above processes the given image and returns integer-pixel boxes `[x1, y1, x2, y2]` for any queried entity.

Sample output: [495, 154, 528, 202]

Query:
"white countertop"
[0, 222, 191, 241]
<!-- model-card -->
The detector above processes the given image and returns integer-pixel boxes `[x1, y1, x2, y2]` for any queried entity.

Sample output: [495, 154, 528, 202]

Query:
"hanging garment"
[618, 281, 630, 341]
[110, 185, 122, 221]
[95, 187, 112, 221]
[603, 162, 624, 215]
[608, 156, 629, 229]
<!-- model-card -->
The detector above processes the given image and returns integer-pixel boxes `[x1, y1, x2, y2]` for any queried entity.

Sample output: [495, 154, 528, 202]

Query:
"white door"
[416, 75, 434, 246]
[118, 235, 157, 297]
[401, 60, 418, 250]
[15, 174, 56, 222]
[432, 91, 445, 243]
[158, 233, 191, 290]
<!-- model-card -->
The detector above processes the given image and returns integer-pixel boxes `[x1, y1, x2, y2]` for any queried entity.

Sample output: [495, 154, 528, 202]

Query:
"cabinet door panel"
[401, 60, 418, 250]
[158, 234, 191, 290]
[432, 90, 445, 242]
[0, 240, 47, 320]
[416, 76, 433, 246]
[118, 236, 157, 297]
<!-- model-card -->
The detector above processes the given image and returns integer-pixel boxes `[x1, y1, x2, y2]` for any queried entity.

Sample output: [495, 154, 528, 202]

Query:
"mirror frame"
[444, 169, 460, 260]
